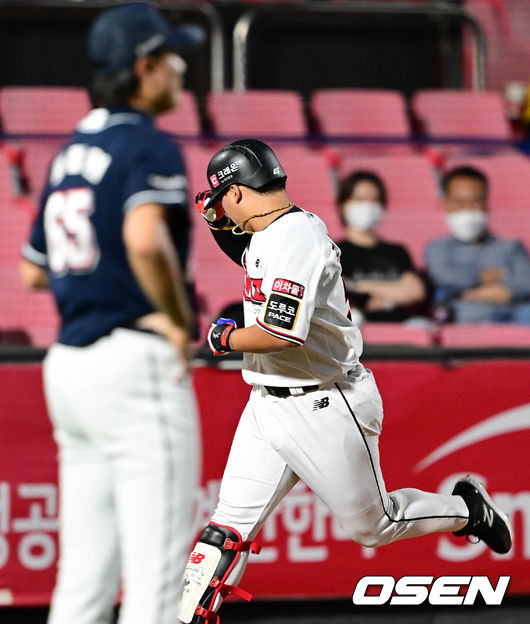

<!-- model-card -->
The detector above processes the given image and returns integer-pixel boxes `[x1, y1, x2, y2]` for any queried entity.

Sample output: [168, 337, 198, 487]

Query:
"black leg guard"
[177, 522, 261, 624]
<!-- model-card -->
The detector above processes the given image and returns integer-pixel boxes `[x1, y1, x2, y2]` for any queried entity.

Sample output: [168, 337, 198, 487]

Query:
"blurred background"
[1, 0, 529, 622]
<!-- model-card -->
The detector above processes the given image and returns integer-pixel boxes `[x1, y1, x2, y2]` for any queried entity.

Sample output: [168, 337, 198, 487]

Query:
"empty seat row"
[0, 87, 515, 154]
[361, 322, 530, 348]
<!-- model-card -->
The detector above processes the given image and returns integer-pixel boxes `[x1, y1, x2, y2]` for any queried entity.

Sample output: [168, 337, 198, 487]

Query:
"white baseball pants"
[43, 328, 200, 624]
[210, 367, 469, 592]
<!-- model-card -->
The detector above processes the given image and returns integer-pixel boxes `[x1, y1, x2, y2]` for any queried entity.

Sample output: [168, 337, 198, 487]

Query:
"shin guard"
[177, 523, 260, 624]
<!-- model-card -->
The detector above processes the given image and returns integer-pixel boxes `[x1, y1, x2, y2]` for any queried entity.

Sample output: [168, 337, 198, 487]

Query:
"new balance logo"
[189, 552, 206, 564]
[313, 397, 329, 410]
[483, 504, 494, 527]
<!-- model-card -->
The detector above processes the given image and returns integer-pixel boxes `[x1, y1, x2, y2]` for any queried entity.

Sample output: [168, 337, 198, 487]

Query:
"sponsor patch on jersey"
[272, 278, 305, 299]
[263, 293, 300, 331]
[210, 174, 220, 188]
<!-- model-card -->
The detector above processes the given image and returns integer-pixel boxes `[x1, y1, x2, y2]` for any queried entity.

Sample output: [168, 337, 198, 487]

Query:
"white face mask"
[344, 201, 384, 232]
[446, 210, 487, 243]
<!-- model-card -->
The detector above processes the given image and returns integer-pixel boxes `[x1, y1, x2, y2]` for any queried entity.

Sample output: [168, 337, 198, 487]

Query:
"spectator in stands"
[336, 171, 427, 323]
[425, 166, 530, 324]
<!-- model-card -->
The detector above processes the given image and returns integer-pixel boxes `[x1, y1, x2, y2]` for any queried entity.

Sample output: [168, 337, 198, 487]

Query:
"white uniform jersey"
[241, 209, 363, 386]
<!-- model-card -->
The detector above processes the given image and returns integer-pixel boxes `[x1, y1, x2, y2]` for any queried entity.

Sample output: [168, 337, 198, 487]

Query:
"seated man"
[425, 166, 530, 324]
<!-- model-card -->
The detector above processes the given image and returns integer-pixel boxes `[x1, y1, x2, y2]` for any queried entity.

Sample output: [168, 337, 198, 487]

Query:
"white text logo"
[352, 575, 510, 606]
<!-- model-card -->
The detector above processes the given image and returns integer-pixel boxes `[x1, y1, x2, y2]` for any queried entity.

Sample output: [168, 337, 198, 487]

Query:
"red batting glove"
[195, 190, 226, 226]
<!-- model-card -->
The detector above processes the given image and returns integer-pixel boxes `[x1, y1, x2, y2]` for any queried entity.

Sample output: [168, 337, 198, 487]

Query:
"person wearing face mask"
[336, 171, 427, 323]
[425, 166, 530, 324]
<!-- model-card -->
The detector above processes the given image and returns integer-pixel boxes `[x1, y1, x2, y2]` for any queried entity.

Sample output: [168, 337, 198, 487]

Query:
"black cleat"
[452, 475, 513, 554]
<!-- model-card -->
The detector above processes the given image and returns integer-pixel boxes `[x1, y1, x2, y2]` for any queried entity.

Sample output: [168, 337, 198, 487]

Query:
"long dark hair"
[88, 66, 139, 108]
[337, 171, 387, 207]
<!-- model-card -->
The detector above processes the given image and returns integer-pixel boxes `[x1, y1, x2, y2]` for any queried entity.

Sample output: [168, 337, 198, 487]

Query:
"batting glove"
[195, 190, 227, 227]
[207, 317, 237, 356]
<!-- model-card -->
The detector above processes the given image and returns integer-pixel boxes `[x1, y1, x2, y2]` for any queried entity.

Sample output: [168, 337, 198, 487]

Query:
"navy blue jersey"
[23, 107, 191, 346]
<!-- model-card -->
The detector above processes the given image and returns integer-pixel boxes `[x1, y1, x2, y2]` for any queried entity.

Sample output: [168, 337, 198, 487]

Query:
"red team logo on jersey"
[244, 275, 266, 302]
[210, 174, 220, 188]
[272, 278, 305, 299]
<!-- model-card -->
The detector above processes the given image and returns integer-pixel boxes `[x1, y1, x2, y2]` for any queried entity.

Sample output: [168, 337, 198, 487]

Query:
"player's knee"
[351, 527, 384, 548]
[341, 510, 390, 548]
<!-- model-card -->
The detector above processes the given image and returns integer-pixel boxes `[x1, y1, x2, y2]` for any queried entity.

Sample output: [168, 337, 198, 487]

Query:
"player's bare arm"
[123, 201, 192, 338]
[228, 323, 298, 354]
[20, 259, 48, 290]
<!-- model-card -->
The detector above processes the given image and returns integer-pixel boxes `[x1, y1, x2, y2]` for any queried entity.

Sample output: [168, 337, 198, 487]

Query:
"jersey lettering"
[50, 144, 112, 186]
[244, 275, 266, 303]
[44, 187, 100, 275]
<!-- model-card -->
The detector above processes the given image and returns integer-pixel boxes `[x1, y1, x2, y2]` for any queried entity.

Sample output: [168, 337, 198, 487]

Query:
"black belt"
[264, 384, 319, 398]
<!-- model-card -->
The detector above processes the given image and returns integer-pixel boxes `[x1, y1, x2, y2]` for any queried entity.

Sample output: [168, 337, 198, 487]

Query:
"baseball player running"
[20, 4, 202, 624]
[177, 139, 513, 624]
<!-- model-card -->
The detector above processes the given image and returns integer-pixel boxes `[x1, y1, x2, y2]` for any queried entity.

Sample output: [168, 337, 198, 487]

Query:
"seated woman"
[336, 171, 427, 323]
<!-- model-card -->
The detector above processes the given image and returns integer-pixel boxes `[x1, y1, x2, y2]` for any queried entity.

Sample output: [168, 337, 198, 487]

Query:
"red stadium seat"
[0, 151, 59, 346]
[337, 154, 444, 268]
[311, 89, 413, 154]
[207, 90, 307, 138]
[467, 0, 530, 93]
[271, 144, 341, 239]
[377, 212, 446, 270]
[440, 324, 530, 348]
[182, 143, 245, 322]
[444, 153, 530, 211]
[360, 322, 433, 346]
[21, 141, 62, 204]
[155, 90, 201, 137]
[0, 87, 89, 135]
[412, 89, 512, 154]
[0, 150, 33, 266]
[0, 265, 59, 347]
[338, 154, 439, 211]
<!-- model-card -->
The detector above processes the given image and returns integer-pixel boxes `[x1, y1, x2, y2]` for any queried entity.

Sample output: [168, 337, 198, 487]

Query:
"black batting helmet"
[206, 139, 287, 203]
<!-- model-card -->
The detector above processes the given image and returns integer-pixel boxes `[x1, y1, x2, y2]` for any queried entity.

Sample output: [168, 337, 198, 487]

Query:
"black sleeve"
[211, 228, 251, 266]
[393, 245, 414, 271]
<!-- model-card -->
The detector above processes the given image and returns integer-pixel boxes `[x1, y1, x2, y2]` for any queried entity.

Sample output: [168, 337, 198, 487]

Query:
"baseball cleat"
[452, 475, 513, 554]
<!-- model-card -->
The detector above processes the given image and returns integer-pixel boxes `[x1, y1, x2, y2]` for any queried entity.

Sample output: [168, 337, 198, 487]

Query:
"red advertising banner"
[0, 360, 529, 605]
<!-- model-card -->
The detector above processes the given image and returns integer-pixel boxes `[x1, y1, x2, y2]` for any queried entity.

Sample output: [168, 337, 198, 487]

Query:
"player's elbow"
[126, 237, 164, 261]
[20, 259, 48, 290]
[399, 271, 427, 304]
[265, 335, 300, 353]
[280, 339, 300, 350]
[123, 202, 167, 259]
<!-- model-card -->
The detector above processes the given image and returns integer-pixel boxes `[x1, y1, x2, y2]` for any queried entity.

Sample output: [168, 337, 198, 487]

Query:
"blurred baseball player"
[20, 4, 203, 624]
[177, 139, 513, 624]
